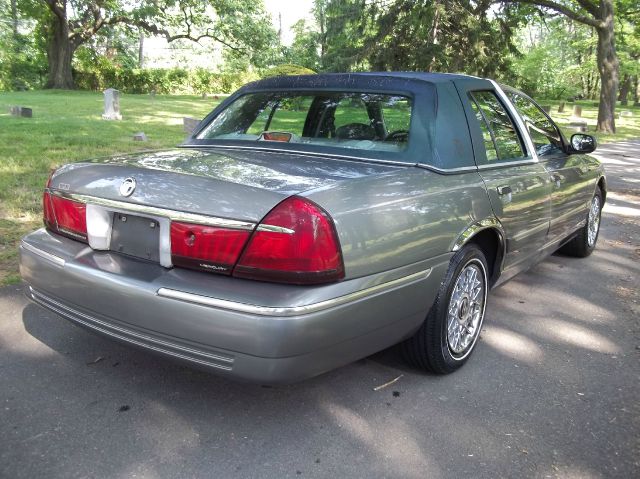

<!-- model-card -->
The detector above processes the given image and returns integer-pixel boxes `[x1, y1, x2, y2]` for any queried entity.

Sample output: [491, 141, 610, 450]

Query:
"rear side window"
[468, 91, 526, 162]
[505, 91, 564, 156]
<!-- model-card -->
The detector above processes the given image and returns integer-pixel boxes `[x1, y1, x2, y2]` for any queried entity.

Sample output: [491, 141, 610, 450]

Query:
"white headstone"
[102, 88, 122, 120]
[568, 121, 588, 132]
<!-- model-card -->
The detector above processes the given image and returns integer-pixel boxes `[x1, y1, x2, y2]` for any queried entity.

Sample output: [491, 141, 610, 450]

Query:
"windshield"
[196, 91, 413, 153]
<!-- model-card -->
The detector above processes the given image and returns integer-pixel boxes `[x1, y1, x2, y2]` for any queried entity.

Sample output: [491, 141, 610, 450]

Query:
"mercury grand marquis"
[20, 73, 606, 383]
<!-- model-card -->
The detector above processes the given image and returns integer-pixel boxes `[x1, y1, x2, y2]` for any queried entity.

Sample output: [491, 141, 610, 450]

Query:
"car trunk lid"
[50, 147, 402, 222]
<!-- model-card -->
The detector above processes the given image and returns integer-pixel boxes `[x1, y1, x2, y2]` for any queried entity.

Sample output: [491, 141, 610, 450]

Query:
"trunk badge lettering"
[119, 178, 136, 197]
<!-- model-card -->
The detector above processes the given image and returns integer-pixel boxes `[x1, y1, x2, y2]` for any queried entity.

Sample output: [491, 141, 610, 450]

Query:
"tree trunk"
[426, 1, 440, 72]
[633, 75, 639, 106]
[595, 0, 618, 133]
[618, 74, 631, 106]
[45, 15, 76, 89]
[10, 0, 18, 37]
[138, 30, 145, 68]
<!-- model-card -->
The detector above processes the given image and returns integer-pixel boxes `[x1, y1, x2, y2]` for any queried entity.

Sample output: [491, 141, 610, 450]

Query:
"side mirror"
[570, 134, 597, 154]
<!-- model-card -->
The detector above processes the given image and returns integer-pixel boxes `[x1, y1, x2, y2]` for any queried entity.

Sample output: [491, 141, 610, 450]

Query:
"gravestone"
[541, 105, 551, 113]
[572, 105, 582, 118]
[10, 106, 33, 117]
[201, 93, 208, 99]
[558, 102, 565, 113]
[621, 110, 633, 117]
[183, 117, 200, 135]
[102, 88, 122, 120]
[568, 121, 588, 132]
[133, 132, 147, 141]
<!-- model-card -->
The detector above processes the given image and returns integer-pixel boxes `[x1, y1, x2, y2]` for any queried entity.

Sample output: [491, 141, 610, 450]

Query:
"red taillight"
[170, 222, 251, 274]
[233, 196, 344, 284]
[43, 191, 56, 229]
[50, 195, 88, 242]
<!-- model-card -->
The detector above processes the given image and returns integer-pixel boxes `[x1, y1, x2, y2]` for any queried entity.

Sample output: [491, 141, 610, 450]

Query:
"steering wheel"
[385, 130, 409, 142]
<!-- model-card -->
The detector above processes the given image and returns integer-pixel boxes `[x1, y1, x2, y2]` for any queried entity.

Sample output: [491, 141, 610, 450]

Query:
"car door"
[503, 88, 595, 243]
[455, 81, 552, 274]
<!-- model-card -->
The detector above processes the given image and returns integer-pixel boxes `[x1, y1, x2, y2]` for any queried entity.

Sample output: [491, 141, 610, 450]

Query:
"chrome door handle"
[497, 185, 512, 195]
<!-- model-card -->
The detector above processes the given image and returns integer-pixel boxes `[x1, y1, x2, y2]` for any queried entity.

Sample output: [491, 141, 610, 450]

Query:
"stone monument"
[102, 88, 122, 120]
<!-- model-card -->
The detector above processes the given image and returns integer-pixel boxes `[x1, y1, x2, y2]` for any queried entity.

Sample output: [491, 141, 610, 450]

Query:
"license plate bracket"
[110, 213, 160, 262]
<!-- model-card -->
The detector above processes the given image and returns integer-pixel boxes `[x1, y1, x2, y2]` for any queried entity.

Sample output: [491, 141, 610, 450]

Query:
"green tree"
[19, 0, 276, 89]
[615, 1, 640, 105]
[510, 17, 599, 99]
[498, 0, 620, 132]
[282, 19, 321, 71]
[0, 0, 47, 89]
[314, 0, 527, 77]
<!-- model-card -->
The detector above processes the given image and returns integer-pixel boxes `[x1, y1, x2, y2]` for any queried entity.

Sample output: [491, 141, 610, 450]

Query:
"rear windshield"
[196, 91, 413, 153]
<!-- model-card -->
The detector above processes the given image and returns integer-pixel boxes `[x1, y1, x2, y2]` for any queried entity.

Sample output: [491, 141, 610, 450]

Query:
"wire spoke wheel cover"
[587, 195, 601, 247]
[446, 260, 487, 358]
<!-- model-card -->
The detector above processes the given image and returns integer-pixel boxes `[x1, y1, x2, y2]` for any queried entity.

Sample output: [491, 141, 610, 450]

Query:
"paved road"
[1, 141, 638, 479]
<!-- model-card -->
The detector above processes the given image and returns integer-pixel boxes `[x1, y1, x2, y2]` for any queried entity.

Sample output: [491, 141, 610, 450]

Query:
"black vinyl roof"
[241, 72, 483, 93]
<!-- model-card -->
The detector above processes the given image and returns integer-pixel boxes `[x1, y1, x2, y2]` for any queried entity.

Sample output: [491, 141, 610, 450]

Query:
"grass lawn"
[0, 90, 221, 285]
[0, 90, 638, 285]
[542, 99, 640, 142]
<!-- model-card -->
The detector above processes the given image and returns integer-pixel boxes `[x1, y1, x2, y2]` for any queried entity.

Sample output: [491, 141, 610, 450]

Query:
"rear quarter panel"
[305, 168, 494, 278]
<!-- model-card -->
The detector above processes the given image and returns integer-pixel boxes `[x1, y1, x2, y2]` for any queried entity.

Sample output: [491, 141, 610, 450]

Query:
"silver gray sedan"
[20, 73, 606, 383]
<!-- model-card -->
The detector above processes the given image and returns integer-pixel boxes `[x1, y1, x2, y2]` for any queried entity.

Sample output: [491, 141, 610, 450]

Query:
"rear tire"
[560, 188, 603, 258]
[402, 244, 488, 374]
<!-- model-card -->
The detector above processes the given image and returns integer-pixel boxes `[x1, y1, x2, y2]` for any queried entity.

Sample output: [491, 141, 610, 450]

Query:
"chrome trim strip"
[157, 268, 432, 317]
[49, 190, 256, 231]
[20, 241, 66, 267]
[451, 217, 504, 252]
[476, 158, 539, 170]
[255, 224, 295, 234]
[29, 287, 234, 369]
[415, 163, 477, 174]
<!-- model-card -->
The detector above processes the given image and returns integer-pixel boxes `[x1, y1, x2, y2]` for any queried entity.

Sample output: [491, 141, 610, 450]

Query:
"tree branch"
[69, 4, 107, 48]
[495, 0, 603, 28]
[574, 0, 600, 18]
[105, 16, 246, 53]
[43, 0, 66, 22]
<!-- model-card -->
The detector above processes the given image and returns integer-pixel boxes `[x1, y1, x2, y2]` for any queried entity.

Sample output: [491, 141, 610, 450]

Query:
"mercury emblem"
[119, 177, 136, 197]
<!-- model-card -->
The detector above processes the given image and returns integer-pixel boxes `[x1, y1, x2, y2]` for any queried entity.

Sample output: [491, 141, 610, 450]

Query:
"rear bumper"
[20, 228, 450, 383]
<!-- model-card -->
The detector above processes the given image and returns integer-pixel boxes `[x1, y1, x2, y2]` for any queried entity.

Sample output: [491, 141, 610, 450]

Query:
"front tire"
[402, 244, 488, 374]
[560, 188, 603, 258]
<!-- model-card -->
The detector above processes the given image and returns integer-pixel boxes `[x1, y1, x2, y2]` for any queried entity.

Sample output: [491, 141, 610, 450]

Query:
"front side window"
[505, 91, 564, 156]
[197, 91, 413, 154]
[468, 91, 526, 163]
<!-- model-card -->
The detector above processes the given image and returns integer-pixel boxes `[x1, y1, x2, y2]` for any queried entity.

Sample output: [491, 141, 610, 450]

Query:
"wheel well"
[597, 176, 607, 202]
[467, 228, 503, 287]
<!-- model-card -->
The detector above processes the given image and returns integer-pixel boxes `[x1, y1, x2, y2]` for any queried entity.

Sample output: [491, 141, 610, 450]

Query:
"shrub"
[73, 55, 258, 94]
[260, 64, 316, 78]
